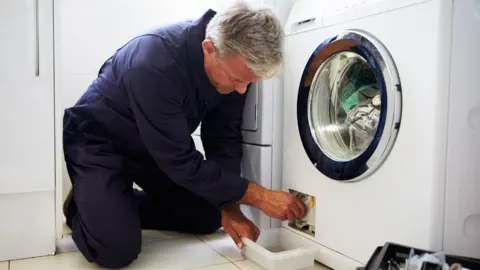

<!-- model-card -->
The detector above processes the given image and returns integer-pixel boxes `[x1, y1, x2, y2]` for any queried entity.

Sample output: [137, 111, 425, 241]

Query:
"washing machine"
[282, 0, 480, 268]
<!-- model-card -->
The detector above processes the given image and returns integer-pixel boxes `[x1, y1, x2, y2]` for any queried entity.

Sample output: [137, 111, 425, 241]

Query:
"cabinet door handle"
[34, 0, 39, 76]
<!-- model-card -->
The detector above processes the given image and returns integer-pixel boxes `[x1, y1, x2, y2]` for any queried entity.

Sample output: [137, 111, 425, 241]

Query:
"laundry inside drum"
[308, 51, 381, 162]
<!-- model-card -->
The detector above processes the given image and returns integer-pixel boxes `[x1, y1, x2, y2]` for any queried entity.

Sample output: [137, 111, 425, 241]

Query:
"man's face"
[202, 39, 261, 94]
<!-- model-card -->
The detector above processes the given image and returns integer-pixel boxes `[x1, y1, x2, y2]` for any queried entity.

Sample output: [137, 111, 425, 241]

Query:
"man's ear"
[202, 39, 216, 55]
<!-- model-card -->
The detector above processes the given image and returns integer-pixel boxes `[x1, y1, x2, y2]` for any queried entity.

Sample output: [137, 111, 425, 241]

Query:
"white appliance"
[281, 0, 480, 268]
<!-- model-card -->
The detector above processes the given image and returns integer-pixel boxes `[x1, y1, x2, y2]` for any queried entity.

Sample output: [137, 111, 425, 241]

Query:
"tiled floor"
[5, 230, 331, 269]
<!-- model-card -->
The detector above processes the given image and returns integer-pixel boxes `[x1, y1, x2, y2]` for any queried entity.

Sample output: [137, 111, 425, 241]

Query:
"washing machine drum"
[297, 31, 402, 181]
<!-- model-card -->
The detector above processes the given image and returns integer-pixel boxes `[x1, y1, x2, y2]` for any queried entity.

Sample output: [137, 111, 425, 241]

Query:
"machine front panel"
[282, 0, 448, 265]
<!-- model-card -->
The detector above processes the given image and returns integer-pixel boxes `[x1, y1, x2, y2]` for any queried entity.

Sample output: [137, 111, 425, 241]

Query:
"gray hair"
[206, 1, 284, 78]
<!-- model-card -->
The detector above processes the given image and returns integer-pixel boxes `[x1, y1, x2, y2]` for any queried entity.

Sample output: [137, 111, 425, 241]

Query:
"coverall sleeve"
[200, 92, 247, 176]
[120, 67, 249, 209]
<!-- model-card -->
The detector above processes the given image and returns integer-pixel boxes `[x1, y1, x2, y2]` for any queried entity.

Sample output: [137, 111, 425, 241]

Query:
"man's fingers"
[239, 224, 256, 242]
[225, 226, 243, 249]
[291, 204, 302, 219]
[240, 222, 260, 244]
[286, 211, 295, 221]
[254, 226, 261, 242]
[295, 198, 307, 218]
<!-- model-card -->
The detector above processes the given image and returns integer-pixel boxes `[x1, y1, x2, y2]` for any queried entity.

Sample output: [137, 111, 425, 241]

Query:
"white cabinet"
[0, 0, 55, 261]
[0, 0, 55, 194]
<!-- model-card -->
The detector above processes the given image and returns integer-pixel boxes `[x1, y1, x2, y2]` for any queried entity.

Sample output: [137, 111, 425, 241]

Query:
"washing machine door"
[297, 30, 402, 181]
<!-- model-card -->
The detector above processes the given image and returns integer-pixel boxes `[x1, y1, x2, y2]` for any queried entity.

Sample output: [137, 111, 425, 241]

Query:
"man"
[63, 2, 306, 269]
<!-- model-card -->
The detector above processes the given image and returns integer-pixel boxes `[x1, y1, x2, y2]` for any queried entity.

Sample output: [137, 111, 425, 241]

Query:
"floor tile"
[142, 230, 191, 242]
[235, 260, 331, 270]
[234, 260, 263, 270]
[135, 236, 229, 269]
[56, 229, 192, 254]
[63, 221, 189, 242]
[0, 262, 8, 270]
[11, 236, 228, 270]
[10, 252, 99, 270]
[197, 229, 246, 262]
[191, 262, 240, 269]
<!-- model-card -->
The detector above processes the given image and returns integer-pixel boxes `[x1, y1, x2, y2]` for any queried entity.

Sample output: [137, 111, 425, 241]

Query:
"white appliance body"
[282, 0, 480, 268]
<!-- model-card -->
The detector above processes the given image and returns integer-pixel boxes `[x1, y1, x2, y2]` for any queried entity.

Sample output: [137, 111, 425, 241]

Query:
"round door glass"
[307, 51, 381, 162]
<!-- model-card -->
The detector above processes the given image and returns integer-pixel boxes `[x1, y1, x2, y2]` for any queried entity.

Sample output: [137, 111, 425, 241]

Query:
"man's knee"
[94, 232, 142, 269]
[66, 157, 142, 268]
[69, 198, 142, 269]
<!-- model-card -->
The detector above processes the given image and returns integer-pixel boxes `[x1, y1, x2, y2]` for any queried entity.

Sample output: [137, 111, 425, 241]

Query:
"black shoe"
[63, 188, 75, 228]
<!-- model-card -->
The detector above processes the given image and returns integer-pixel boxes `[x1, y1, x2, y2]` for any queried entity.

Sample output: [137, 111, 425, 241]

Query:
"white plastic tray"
[241, 228, 316, 270]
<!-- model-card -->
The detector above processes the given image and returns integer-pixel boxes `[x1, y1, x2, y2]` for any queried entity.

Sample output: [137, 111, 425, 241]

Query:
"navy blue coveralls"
[63, 10, 249, 268]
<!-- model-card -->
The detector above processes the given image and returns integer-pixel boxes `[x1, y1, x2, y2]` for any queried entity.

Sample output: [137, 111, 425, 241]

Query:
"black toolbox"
[357, 242, 480, 270]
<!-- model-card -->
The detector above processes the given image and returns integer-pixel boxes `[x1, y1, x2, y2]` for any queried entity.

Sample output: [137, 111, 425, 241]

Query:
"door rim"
[296, 29, 402, 182]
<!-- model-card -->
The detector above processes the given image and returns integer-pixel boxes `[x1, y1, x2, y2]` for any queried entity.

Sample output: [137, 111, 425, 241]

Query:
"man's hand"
[238, 182, 307, 221]
[257, 190, 307, 221]
[222, 204, 260, 249]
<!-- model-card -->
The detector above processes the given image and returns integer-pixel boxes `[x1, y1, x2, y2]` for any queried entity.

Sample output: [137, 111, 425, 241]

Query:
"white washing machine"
[282, 0, 480, 268]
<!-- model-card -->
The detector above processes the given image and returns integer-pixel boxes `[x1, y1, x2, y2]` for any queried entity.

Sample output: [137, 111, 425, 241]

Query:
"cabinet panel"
[242, 79, 275, 145]
[0, 0, 55, 194]
[240, 144, 272, 229]
[0, 191, 56, 261]
[241, 83, 259, 132]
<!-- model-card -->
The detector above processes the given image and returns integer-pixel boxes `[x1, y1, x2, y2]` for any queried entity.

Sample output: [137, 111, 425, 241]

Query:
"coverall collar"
[187, 9, 219, 103]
